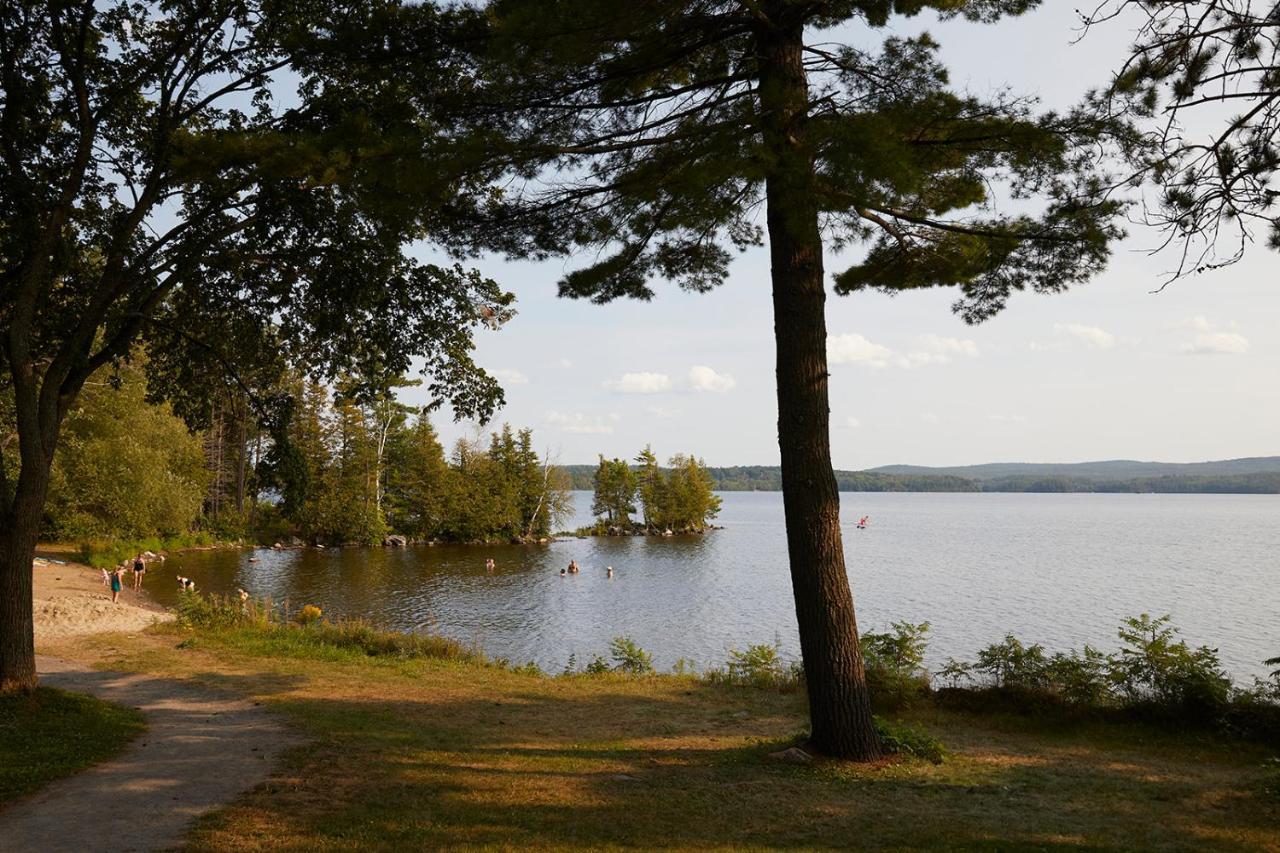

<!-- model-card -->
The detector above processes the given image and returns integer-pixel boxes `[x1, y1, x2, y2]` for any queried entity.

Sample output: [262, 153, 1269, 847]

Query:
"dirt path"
[0, 656, 299, 853]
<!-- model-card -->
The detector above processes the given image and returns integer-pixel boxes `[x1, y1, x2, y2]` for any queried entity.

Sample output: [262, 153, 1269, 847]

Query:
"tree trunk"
[756, 13, 882, 760]
[0, 472, 48, 694]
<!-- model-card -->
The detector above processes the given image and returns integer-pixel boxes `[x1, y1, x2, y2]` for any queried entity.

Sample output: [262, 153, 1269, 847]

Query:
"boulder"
[767, 747, 813, 766]
[384, 535, 408, 548]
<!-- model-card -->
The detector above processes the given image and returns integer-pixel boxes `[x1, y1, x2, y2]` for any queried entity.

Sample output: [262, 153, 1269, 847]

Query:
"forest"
[15, 355, 572, 548]
[587, 449, 721, 534]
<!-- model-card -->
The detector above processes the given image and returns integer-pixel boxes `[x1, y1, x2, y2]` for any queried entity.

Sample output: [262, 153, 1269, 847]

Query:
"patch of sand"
[33, 559, 173, 639]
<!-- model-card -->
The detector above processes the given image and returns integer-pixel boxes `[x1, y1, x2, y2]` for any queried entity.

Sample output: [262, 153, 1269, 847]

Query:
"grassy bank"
[0, 687, 145, 805]
[38, 611, 1279, 852]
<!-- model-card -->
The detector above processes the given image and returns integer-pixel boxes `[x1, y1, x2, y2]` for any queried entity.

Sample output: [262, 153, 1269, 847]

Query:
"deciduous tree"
[0, 0, 511, 692]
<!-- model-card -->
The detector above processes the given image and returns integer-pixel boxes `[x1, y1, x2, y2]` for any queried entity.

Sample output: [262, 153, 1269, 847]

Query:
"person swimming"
[567, 560, 580, 574]
[559, 567, 567, 577]
[606, 566, 614, 578]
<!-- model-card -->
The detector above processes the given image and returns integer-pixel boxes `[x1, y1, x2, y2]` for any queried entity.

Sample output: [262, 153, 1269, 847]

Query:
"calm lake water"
[152, 492, 1279, 681]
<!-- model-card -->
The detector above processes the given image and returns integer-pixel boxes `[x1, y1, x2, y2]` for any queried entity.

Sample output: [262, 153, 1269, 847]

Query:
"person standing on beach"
[132, 554, 146, 590]
[108, 565, 124, 603]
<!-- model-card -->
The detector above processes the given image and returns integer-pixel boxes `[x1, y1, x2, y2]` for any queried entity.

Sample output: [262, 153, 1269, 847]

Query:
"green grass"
[56, 619, 1280, 852]
[0, 687, 145, 805]
[75, 533, 220, 568]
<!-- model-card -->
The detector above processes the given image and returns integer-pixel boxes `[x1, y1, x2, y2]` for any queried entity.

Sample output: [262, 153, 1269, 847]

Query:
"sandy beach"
[32, 556, 173, 640]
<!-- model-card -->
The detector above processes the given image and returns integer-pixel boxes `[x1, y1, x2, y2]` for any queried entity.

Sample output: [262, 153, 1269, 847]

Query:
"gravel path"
[0, 656, 298, 852]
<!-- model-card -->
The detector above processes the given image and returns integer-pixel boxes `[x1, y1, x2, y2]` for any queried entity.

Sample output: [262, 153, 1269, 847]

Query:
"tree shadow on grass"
[169, 668, 1280, 852]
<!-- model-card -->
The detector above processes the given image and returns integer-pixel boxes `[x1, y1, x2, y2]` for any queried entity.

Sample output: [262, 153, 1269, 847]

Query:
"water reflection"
[153, 492, 1280, 679]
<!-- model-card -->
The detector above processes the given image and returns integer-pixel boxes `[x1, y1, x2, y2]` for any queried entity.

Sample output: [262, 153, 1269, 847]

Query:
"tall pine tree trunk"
[756, 12, 881, 761]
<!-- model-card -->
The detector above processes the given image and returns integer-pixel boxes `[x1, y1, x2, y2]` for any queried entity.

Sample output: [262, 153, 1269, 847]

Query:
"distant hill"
[868, 457, 1280, 481]
[561, 458, 1280, 494]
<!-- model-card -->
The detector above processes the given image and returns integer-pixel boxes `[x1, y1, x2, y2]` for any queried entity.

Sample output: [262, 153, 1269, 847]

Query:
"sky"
[401, 5, 1279, 470]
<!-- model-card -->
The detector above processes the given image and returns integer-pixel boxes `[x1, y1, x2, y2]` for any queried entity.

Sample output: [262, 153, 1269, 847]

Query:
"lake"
[152, 492, 1279, 681]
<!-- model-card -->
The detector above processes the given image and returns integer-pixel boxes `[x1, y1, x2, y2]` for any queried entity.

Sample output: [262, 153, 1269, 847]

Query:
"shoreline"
[32, 556, 174, 641]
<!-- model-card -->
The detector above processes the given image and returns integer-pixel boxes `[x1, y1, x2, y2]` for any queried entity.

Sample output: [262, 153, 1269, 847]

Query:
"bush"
[1045, 647, 1110, 705]
[861, 621, 931, 707]
[727, 643, 786, 687]
[974, 634, 1051, 690]
[175, 591, 261, 631]
[1108, 614, 1231, 719]
[609, 636, 654, 675]
[297, 604, 323, 626]
[77, 533, 216, 569]
[934, 615, 1260, 733]
[875, 717, 946, 764]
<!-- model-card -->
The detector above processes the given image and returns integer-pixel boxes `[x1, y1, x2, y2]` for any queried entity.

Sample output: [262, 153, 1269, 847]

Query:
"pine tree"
[591, 456, 638, 527]
[438, 0, 1124, 758]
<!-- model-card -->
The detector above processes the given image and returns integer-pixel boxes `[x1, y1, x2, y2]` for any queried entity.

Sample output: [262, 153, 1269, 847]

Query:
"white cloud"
[829, 333, 978, 369]
[841, 416, 862, 428]
[545, 411, 615, 435]
[829, 333, 895, 368]
[557, 357, 574, 369]
[687, 365, 736, 393]
[1182, 331, 1249, 355]
[646, 406, 680, 419]
[1055, 323, 1116, 350]
[603, 371, 672, 394]
[921, 412, 940, 425]
[492, 368, 529, 385]
[1175, 317, 1248, 355]
[917, 334, 979, 359]
[988, 413, 1028, 424]
[898, 335, 980, 367]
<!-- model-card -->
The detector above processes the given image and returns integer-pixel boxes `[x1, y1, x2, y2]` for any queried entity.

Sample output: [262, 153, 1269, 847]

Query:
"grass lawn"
[0, 686, 145, 805]
[45, 625, 1280, 852]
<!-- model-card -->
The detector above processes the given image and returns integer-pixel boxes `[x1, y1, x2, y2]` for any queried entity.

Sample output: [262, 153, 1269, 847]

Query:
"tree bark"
[0, 470, 48, 694]
[755, 11, 882, 760]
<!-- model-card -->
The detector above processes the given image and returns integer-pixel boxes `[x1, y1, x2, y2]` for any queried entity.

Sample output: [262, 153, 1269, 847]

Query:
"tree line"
[14, 357, 573, 547]
[565, 466, 1280, 495]
[589, 449, 722, 534]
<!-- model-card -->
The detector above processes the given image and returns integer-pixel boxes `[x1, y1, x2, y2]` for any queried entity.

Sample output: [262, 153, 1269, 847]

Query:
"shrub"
[584, 654, 611, 675]
[1108, 614, 1231, 719]
[176, 592, 257, 631]
[875, 717, 946, 764]
[974, 634, 1051, 690]
[1044, 647, 1110, 705]
[862, 621, 931, 707]
[297, 605, 323, 626]
[726, 643, 786, 687]
[936, 657, 974, 687]
[671, 658, 696, 675]
[609, 636, 654, 675]
[76, 533, 217, 569]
